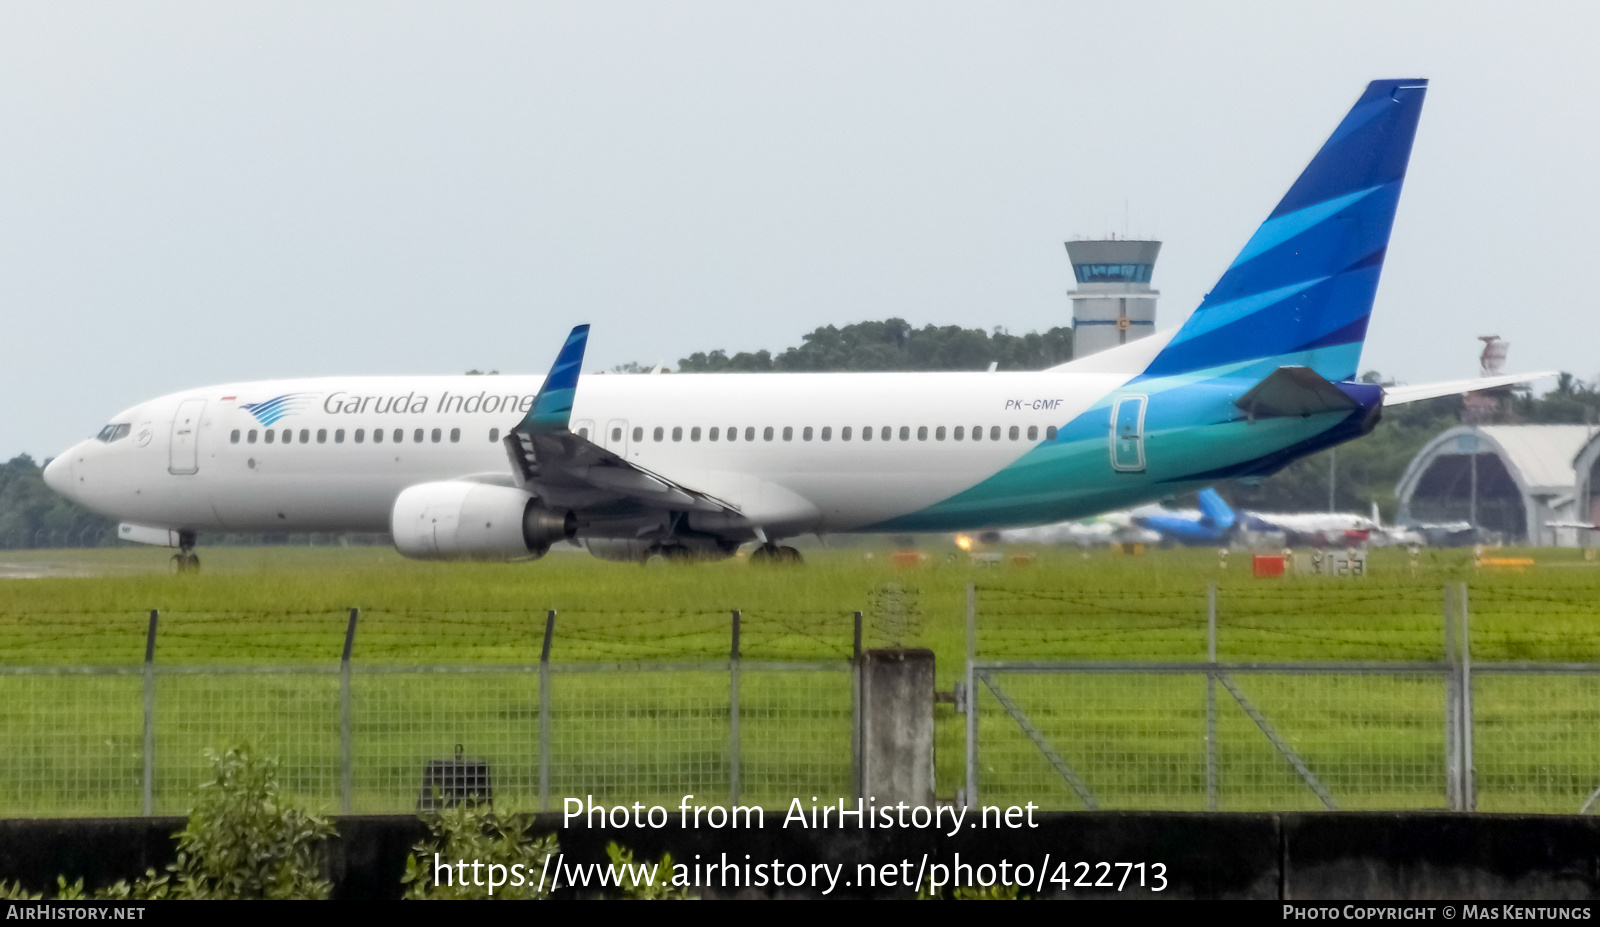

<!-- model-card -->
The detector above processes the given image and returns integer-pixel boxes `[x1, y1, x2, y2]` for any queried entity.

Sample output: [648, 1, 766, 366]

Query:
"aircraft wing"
[503, 325, 740, 515]
[1383, 372, 1552, 406]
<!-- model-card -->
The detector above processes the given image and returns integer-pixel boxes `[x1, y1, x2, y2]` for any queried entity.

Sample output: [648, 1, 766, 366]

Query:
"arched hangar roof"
[1396, 425, 1591, 541]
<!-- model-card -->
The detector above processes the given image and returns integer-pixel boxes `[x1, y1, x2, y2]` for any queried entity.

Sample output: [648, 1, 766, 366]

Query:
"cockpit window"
[96, 424, 131, 442]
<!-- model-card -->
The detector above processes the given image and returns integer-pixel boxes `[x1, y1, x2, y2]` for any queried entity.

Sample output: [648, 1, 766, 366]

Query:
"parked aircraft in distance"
[43, 79, 1546, 570]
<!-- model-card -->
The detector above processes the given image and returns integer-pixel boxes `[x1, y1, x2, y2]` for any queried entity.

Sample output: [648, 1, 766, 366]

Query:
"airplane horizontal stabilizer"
[1382, 372, 1552, 406]
[1235, 366, 1359, 419]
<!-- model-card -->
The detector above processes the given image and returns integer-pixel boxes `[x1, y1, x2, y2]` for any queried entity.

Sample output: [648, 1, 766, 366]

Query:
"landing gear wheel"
[750, 544, 802, 565]
[185, 553, 200, 573]
[169, 554, 185, 574]
[170, 551, 200, 573]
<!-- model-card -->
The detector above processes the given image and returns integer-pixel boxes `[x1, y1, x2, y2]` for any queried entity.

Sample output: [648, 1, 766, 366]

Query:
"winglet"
[521, 325, 590, 433]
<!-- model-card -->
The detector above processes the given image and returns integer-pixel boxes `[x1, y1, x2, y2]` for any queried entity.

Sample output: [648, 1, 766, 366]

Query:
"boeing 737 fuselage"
[42, 79, 1532, 569]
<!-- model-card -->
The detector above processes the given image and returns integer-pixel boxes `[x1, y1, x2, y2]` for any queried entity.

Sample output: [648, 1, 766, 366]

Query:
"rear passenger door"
[1110, 395, 1146, 472]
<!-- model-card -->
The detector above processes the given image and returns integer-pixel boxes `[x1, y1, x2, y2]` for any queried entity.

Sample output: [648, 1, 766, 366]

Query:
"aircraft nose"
[42, 452, 74, 497]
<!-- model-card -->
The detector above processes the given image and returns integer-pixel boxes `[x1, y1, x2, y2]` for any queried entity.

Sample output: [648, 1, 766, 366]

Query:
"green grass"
[2, 542, 1599, 816]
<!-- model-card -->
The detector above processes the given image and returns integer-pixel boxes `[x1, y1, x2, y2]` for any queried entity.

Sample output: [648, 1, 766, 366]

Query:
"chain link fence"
[0, 611, 857, 817]
[962, 582, 1600, 814]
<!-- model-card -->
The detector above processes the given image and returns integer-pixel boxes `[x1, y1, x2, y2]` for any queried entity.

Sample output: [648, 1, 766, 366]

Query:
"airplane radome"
[40, 79, 1537, 571]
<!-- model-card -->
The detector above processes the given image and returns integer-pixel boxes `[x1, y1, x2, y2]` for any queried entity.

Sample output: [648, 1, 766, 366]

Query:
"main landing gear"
[749, 543, 803, 565]
[168, 531, 200, 574]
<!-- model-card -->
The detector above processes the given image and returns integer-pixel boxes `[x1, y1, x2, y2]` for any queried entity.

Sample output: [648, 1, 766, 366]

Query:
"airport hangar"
[1395, 424, 1600, 547]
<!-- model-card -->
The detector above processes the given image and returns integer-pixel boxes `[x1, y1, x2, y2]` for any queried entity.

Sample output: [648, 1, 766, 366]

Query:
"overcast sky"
[4, 2, 1598, 460]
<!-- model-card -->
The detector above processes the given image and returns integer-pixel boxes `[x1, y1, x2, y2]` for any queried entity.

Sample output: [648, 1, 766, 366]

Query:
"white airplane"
[41, 79, 1544, 570]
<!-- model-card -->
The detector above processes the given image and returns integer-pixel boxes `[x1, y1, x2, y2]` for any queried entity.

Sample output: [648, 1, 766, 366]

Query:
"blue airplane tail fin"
[1143, 80, 1427, 383]
[1198, 488, 1236, 531]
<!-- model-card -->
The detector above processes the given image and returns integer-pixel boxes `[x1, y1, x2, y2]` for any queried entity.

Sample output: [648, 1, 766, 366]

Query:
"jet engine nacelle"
[391, 482, 575, 561]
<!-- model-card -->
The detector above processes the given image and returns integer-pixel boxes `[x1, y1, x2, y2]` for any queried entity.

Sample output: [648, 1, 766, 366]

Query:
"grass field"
[2, 542, 1599, 816]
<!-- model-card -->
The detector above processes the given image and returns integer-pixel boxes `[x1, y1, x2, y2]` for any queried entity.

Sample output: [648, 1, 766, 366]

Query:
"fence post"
[539, 610, 555, 813]
[142, 609, 158, 817]
[340, 608, 358, 815]
[1206, 583, 1218, 812]
[964, 584, 977, 810]
[730, 609, 741, 806]
[851, 610, 863, 799]
[1460, 581, 1475, 811]
[1444, 584, 1461, 811]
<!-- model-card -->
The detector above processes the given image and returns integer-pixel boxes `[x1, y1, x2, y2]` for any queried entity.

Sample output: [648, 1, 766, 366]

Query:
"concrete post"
[860, 648, 935, 807]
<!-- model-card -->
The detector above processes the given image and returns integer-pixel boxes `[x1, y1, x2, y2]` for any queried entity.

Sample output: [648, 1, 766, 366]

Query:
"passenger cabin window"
[821, 426, 831, 441]
[654, 427, 664, 441]
[611, 426, 622, 442]
[954, 426, 964, 440]
[1046, 425, 1058, 440]
[1027, 425, 1038, 441]
[393, 429, 402, 443]
[300, 429, 310, 443]
[862, 426, 872, 442]
[763, 427, 774, 441]
[282, 430, 292, 444]
[802, 426, 812, 441]
[265, 430, 276, 444]
[414, 429, 424, 443]
[450, 428, 460, 443]
[690, 426, 701, 441]
[632, 427, 642, 442]
[936, 426, 946, 440]
[372, 429, 382, 444]
[1009, 426, 1019, 440]
[672, 427, 683, 442]
[355, 429, 365, 443]
[782, 426, 793, 441]
[248, 430, 258, 444]
[709, 427, 719, 441]
[317, 429, 327, 444]
[970, 426, 981, 442]
[335, 429, 345, 443]
[917, 426, 928, 441]
[842, 426, 852, 441]
[488, 428, 498, 443]
[992, 426, 1002, 441]
[431, 428, 441, 443]
[881, 426, 891, 441]
[745, 427, 755, 441]
[230, 429, 240, 444]
[899, 426, 909, 441]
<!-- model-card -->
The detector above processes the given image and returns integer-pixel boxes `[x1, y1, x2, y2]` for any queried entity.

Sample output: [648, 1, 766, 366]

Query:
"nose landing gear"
[168, 531, 200, 574]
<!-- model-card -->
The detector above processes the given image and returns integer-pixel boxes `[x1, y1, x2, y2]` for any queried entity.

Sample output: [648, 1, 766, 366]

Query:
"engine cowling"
[391, 482, 575, 561]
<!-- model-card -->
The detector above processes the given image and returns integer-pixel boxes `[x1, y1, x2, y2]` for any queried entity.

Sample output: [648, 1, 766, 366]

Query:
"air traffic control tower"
[1065, 238, 1161, 357]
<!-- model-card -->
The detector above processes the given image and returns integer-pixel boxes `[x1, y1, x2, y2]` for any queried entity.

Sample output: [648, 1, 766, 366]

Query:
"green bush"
[99, 745, 335, 900]
[402, 803, 558, 900]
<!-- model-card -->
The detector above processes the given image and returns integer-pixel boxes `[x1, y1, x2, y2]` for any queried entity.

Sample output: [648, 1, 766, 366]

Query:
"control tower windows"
[1073, 263, 1153, 284]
